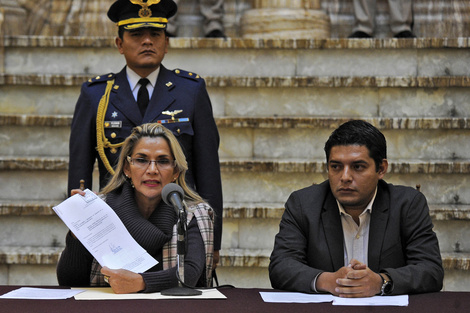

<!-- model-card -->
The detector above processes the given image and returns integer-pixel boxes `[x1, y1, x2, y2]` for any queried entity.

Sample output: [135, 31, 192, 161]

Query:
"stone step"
[1, 202, 469, 254]
[1, 246, 468, 270]
[2, 116, 470, 129]
[3, 37, 470, 77]
[6, 36, 470, 49]
[0, 212, 67, 247]
[0, 200, 58, 216]
[2, 75, 470, 117]
[3, 74, 469, 88]
[2, 115, 470, 159]
[1, 156, 470, 201]
[221, 172, 470, 206]
[221, 250, 470, 272]
[2, 200, 469, 221]
[2, 169, 467, 209]
[0, 247, 468, 289]
[223, 202, 470, 222]
[220, 128, 470, 162]
[224, 217, 470, 255]
[0, 85, 79, 115]
[0, 246, 62, 266]
[1, 156, 470, 174]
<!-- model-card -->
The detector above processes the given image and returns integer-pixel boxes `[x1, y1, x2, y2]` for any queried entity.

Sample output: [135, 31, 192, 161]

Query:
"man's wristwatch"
[380, 273, 393, 295]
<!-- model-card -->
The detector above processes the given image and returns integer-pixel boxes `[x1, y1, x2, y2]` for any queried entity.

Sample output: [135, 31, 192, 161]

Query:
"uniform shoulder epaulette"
[86, 73, 116, 85]
[173, 69, 201, 81]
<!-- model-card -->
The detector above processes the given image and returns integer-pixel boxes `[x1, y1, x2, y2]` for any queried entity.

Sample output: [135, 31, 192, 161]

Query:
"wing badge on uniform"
[158, 110, 188, 124]
[162, 110, 183, 121]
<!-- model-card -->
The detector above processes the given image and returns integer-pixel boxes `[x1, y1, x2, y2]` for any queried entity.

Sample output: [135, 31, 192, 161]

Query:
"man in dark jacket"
[269, 120, 443, 297]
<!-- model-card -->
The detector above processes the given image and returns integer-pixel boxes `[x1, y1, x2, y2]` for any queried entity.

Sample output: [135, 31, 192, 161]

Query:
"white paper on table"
[0, 287, 85, 300]
[73, 287, 227, 300]
[53, 189, 158, 273]
[332, 295, 409, 306]
[259, 292, 335, 303]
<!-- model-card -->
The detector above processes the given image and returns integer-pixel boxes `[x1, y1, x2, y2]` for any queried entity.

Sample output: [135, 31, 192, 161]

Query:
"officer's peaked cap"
[108, 0, 177, 30]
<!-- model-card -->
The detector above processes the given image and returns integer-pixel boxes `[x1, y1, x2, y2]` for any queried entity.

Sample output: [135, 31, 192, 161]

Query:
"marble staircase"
[1, 34, 470, 290]
[2, 0, 470, 291]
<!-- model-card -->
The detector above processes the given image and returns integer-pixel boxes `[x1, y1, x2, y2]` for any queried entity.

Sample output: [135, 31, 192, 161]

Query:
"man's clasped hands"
[317, 259, 384, 298]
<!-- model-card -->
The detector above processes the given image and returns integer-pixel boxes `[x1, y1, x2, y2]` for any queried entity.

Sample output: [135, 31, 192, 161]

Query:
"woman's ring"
[104, 275, 110, 284]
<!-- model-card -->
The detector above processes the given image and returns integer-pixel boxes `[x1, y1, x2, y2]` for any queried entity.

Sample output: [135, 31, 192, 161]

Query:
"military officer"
[67, 0, 223, 267]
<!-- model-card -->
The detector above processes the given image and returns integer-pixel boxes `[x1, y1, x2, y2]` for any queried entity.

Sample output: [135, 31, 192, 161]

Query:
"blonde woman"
[57, 123, 213, 294]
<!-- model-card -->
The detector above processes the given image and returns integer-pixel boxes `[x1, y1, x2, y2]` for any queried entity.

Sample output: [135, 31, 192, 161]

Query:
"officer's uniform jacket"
[68, 65, 223, 249]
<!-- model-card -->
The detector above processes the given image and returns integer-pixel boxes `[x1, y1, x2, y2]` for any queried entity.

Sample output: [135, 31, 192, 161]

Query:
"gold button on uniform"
[177, 129, 181, 133]
[111, 132, 117, 138]
[110, 148, 117, 154]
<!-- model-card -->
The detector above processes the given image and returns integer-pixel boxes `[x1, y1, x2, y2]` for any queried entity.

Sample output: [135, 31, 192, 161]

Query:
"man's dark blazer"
[269, 180, 444, 295]
[68, 65, 223, 249]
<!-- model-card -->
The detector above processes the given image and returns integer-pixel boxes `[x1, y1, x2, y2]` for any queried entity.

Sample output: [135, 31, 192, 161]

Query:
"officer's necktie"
[137, 78, 150, 117]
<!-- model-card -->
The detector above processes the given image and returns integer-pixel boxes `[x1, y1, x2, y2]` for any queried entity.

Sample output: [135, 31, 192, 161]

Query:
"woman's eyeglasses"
[127, 156, 176, 170]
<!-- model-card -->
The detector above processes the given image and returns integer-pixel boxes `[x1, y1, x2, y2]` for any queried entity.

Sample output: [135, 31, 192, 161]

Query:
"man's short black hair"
[118, 26, 125, 39]
[324, 120, 387, 171]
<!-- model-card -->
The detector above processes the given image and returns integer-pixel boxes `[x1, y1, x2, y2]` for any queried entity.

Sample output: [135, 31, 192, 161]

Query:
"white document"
[260, 292, 334, 303]
[0, 287, 85, 300]
[73, 287, 227, 300]
[260, 292, 408, 306]
[332, 295, 409, 306]
[53, 189, 158, 273]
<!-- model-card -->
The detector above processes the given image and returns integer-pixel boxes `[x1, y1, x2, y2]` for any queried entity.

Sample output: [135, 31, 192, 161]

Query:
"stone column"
[16, 0, 115, 36]
[0, 0, 26, 35]
[241, 0, 330, 39]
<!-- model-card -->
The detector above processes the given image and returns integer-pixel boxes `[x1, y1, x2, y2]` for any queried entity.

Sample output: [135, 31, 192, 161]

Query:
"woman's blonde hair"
[101, 123, 204, 205]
